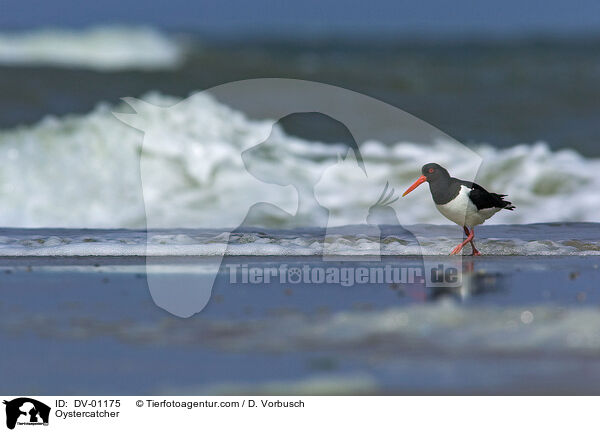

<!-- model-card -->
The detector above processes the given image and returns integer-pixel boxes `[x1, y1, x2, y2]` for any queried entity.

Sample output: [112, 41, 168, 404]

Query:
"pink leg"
[466, 227, 481, 256]
[450, 227, 474, 255]
[455, 226, 481, 256]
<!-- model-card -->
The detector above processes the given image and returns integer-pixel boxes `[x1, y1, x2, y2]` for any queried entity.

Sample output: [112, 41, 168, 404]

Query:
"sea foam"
[0, 91, 599, 229]
[0, 225, 597, 256]
[0, 26, 184, 70]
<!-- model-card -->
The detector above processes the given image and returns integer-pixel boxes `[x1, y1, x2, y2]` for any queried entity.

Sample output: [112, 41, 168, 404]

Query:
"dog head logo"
[113, 79, 480, 317]
[3, 398, 50, 430]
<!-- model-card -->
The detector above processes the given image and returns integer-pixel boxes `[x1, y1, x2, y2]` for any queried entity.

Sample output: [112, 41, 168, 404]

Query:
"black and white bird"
[402, 163, 515, 255]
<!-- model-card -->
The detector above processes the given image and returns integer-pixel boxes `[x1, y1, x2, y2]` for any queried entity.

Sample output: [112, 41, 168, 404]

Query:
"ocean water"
[0, 86, 598, 231]
[2, 28, 600, 153]
[0, 26, 184, 70]
[0, 27, 599, 233]
[0, 224, 599, 256]
[1, 27, 600, 395]
[1, 255, 600, 394]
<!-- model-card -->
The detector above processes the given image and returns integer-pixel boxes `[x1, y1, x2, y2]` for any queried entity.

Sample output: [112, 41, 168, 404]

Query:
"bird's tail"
[495, 194, 515, 211]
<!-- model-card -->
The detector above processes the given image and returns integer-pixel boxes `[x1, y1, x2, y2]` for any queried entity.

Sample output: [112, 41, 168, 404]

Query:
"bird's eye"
[428, 168, 435, 173]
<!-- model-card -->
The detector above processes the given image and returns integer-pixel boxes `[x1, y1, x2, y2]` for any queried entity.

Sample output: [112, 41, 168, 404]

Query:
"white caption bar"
[0, 396, 598, 431]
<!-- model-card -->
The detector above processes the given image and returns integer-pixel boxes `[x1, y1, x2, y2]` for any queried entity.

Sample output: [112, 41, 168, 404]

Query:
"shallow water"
[0, 224, 599, 256]
[0, 253, 599, 394]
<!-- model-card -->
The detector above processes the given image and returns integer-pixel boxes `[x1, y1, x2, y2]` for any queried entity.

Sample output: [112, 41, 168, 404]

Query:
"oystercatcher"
[402, 163, 515, 255]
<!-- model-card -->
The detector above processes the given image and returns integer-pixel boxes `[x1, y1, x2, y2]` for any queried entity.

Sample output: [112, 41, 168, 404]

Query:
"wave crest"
[0, 26, 185, 70]
[0, 91, 598, 228]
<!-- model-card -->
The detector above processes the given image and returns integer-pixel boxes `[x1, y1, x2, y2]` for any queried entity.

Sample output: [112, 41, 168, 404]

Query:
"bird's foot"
[450, 245, 463, 255]
[471, 249, 481, 256]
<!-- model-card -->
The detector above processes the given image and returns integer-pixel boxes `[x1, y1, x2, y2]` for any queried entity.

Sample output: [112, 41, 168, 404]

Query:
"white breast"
[435, 185, 500, 227]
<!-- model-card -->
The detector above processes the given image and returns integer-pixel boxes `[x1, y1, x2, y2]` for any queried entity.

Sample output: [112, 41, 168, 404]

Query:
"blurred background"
[0, 0, 599, 229]
[1, 0, 599, 152]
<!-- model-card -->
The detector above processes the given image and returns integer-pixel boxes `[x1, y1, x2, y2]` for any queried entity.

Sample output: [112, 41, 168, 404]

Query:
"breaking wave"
[0, 26, 185, 70]
[0, 91, 599, 230]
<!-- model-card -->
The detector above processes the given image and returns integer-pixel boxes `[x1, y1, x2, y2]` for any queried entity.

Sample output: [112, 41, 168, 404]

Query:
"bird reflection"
[428, 260, 506, 302]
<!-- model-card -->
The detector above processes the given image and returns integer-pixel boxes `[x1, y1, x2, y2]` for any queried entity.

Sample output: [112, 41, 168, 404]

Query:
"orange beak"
[402, 175, 427, 197]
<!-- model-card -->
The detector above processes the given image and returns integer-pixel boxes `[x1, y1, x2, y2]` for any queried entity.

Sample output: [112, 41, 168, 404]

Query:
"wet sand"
[1, 254, 599, 395]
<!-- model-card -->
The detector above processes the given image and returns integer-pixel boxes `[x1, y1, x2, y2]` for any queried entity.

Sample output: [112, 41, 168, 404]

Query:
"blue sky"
[1, 0, 600, 36]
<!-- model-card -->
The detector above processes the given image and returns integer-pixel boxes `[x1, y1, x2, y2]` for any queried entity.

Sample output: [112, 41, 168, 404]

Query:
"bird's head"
[402, 163, 450, 196]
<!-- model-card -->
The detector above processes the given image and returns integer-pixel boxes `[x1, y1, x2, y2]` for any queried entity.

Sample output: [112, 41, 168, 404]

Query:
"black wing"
[458, 180, 515, 211]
